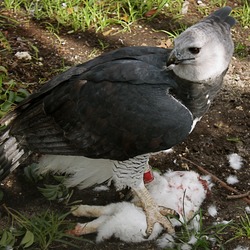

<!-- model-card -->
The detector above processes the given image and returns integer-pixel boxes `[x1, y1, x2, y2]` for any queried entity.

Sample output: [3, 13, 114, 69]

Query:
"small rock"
[197, 0, 206, 6]
[181, 0, 189, 15]
[15, 51, 32, 60]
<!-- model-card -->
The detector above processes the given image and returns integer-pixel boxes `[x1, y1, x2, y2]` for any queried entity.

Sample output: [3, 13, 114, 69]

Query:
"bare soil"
[0, 2, 249, 249]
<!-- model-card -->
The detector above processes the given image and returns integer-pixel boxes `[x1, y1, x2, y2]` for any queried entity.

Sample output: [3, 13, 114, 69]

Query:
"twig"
[180, 156, 250, 205]
[227, 191, 250, 200]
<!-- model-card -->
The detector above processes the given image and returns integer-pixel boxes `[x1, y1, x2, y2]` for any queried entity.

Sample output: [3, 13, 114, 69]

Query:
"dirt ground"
[0, 2, 249, 250]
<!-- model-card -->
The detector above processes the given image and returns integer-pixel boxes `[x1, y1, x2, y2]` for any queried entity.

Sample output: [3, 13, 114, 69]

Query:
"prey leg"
[71, 203, 120, 217]
[68, 217, 107, 236]
[132, 183, 176, 236]
[69, 205, 109, 236]
[71, 204, 106, 218]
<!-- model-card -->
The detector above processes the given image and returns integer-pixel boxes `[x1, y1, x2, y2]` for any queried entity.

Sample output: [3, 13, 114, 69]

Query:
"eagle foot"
[144, 203, 176, 237]
[132, 185, 176, 237]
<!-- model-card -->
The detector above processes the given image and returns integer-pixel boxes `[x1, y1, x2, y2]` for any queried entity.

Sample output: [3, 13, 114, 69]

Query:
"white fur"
[72, 170, 210, 245]
[96, 202, 162, 242]
[226, 175, 239, 185]
[227, 153, 243, 170]
[156, 234, 175, 248]
[234, 246, 249, 250]
[213, 220, 231, 225]
[144, 171, 208, 222]
[245, 206, 250, 214]
[208, 205, 218, 217]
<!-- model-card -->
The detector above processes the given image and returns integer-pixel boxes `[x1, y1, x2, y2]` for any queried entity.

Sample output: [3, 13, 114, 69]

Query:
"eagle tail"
[0, 129, 29, 180]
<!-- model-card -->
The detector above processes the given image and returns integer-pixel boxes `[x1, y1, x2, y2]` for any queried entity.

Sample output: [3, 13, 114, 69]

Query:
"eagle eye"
[188, 47, 200, 54]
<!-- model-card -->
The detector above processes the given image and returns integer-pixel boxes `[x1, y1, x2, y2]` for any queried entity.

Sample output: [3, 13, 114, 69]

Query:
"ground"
[0, 2, 249, 250]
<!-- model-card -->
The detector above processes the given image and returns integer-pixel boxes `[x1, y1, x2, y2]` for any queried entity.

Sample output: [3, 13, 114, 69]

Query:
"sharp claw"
[159, 206, 178, 217]
[143, 234, 150, 239]
[144, 205, 176, 237]
[161, 217, 175, 234]
[132, 185, 176, 236]
[146, 224, 153, 236]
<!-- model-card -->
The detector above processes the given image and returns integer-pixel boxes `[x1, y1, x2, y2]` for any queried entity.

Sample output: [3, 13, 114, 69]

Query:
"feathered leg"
[113, 156, 176, 236]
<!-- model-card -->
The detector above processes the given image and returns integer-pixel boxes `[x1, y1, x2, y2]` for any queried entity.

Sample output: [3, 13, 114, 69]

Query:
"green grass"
[0, 30, 11, 52]
[197, 0, 250, 27]
[3, 0, 171, 32]
[232, 0, 250, 27]
[2, 0, 249, 36]
[0, 167, 83, 248]
[24, 164, 75, 204]
[165, 210, 233, 250]
[0, 206, 90, 249]
[0, 14, 19, 52]
[0, 66, 30, 120]
[158, 23, 188, 40]
[228, 212, 250, 241]
[209, 0, 227, 8]
[236, 212, 250, 238]
[234, 42, 249, 58]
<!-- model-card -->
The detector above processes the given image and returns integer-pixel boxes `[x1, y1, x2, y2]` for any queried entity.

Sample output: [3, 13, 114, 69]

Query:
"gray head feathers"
[169, 7, 235, 82]
[208, 6, 236, 27]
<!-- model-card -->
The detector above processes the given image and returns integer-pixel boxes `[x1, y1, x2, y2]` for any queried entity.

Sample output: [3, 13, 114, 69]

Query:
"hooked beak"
[166, 50, 180, 67]
[166, 50, 196, 67]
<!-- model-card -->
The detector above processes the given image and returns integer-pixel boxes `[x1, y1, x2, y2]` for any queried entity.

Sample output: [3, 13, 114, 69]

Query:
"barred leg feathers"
[0, 130, 29, 180]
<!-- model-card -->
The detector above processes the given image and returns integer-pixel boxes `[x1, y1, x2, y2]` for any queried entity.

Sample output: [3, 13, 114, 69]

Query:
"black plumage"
[1, 47, 192, 162]
[0, 39, 231, 180]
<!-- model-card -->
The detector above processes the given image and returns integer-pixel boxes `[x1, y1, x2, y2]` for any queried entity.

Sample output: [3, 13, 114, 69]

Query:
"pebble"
[15, 51, 32, 60]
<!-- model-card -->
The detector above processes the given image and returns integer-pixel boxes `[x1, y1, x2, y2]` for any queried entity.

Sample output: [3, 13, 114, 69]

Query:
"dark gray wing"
[7, 47, 193, 161]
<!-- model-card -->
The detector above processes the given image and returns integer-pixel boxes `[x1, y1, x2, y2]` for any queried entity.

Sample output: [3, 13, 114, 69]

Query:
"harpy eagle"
[0, 7, 235, 235]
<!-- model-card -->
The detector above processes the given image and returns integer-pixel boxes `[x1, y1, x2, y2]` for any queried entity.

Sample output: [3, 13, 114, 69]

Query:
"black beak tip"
[166, 54, 179, 67]
[166, 59, 174, 67]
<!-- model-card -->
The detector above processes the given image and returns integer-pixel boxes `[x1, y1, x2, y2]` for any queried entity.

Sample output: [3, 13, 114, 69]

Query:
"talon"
[144, 206, 175, 237]
[146, 223, 153, 236]
[132, 185, 175, 236]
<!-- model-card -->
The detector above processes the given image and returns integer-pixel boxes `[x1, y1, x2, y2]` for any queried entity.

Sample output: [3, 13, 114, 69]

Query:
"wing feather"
[7, 47, 193, 160]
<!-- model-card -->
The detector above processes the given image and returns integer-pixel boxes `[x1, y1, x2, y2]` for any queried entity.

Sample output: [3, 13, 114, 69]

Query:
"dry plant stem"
[227, 191, 250, 200]
[180, 156, 250, 205]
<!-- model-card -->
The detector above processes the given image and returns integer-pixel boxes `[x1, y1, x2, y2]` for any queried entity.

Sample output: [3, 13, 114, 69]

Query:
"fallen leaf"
[158, 39, 172, 48]
[144, 9, 158, 17]
[120, 14, 129, 23]
[103, 29, 114, 36]
[67, 7, 74, 14]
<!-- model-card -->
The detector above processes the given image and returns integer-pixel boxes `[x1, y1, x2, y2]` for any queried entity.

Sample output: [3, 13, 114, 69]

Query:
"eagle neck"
[170, 70, 227, 119]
